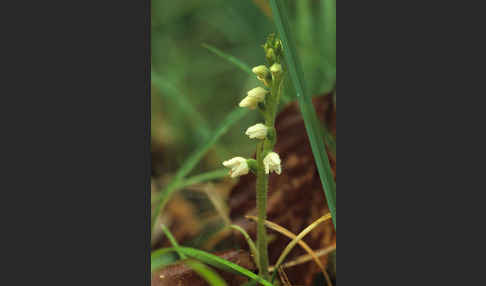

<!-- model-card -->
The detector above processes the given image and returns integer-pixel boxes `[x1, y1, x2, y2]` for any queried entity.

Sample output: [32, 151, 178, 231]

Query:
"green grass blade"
[176, 247, 273, 286]
[151, 248, 178, 272]
[269, 0, 336, 228]
[151, 169, 228, 205]
[152, 71, 212, 139]
[318, 0, 336, 92]
[229, 225, 260, 271]
[151, 108, 248, 230]
[297, 0, 312, 45]
[151, 247, 270, 285]
[321, 0, 336, 69]
[159, 226, 228, 286]
[321, 124, 336, 157]
[202, 43, 253, 75]
[151, 71, 231, 160]
[160, 224, 187, 259]
[177, 169, 228, 189]
[184, 260, 228, 286]
[203, 43, 292, 104]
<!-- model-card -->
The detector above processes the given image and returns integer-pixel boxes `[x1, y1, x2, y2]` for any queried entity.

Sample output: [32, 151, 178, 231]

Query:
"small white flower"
[263, 152, 282, 175]
[245, 123, 268, 140]
[239, 87, 268, 110]
[252, 65, 269, 78]
[252, 65, 270, 85]
[270, 63, 282, 74]
[222, 157, 249, 178]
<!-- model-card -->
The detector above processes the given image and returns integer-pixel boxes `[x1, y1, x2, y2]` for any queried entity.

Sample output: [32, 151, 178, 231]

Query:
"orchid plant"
[222, 34, 285, 280]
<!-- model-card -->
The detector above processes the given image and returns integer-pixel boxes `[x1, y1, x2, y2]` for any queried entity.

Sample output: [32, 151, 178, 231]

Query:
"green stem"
[256, 141, 270, 280]
[255, 72, 282, 281]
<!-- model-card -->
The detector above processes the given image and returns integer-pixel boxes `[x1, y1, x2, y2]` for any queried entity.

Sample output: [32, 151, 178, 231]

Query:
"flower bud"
[252, 65, 271, 86]
[265, 48, 276, 64]
[263, 152, 282, 175]
[252, 65, 272, 86]
[239, 87, 268, 110]
[245, 123, 268, 140]
[252, 65, 269, 78]
[270, 63, 282, 74]
[222, 157, 250, 178]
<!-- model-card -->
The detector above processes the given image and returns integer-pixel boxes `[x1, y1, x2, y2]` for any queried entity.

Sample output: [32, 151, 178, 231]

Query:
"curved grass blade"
[270, 244, 336, 271]
[151, 248, 178, 272]
[178, 169, 228, 189]
[160, 224, 187, 259]
[160, 225, 228, 286]
[202, 43, 253, 75]
[246, 215, 331, 285]
[270, 213, 332, 282]
[203, 43, 292, 105]
[152, 71, 211, 139]
[151, 108, 248, 230]
[151, 169, 228, 204]
[176, 246, 273, 286]
[202, 184, 232, 226]
[151, 71, 232, 161]
[229, 225, 260, 271]
[184, 259, 228, 286]
[151, 249, 228, 286]
[269, 0, 336, 228]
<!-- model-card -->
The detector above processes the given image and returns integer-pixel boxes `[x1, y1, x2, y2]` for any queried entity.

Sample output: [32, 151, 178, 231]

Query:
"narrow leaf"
[269, 0, 336, 228]
[152, 71, 211, 139]
[203, 43, 292, 104]
[184, 260, 228, 286]
[160, 224, 186, 259]
[160, 225, 228, 286]
[176, 247, 274, 286]
[151, 248, 178, 272]
[229, 225, 260, 271]
[151, 169, 228, 204]
[178, 169, 228, 189]
[202, 43, 253, 75]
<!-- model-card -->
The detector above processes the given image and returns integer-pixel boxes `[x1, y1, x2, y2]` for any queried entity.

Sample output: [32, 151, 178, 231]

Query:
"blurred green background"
[151, 0, 335, 182]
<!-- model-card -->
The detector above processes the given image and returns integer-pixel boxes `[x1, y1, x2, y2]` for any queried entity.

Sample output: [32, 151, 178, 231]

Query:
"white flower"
[245, 123, 268, 140]
[252, 65, 269, 78]
[252, 65, 270, 85]
[222, 157, 249, 178]
[263, 152, 282, 175]
[239, 87, 268, 110]
[270, 63, 282, 74]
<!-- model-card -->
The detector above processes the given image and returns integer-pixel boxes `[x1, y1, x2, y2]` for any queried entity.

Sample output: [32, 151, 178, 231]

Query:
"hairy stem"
[256, 73, 282, 281]
[256, 141, 270, 279]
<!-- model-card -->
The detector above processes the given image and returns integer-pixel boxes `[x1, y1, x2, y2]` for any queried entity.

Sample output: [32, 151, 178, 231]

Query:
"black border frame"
[145, 0, 151, 283]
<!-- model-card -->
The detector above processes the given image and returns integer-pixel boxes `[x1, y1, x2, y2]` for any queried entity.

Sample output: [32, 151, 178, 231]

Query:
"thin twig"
[246, 215, 333, 285]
